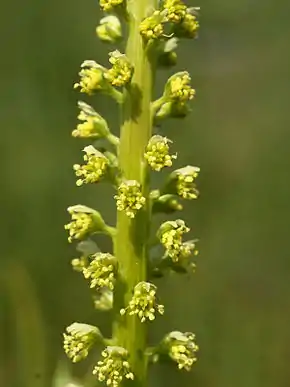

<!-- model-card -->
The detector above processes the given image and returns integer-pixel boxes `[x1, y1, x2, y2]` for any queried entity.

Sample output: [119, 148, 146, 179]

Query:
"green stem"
[113, 1, 157, 386]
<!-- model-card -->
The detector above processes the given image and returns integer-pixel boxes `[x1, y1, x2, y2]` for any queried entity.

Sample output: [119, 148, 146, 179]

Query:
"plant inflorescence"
[63, 0, 200, 386]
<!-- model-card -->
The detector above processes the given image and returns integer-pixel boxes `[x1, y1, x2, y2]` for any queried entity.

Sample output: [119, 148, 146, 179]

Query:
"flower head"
[145, 135, 177, 171]
[72, 101, 109, 139]
[120, 282, 164, 322]
[164, 331, 198, 370]
[93, 346, 134, 387]
[174, 8, 200, 38]
[99, 0, 124, 11]
[73, 146, 108, 186]
[63, 323, 101, 363]
[96, 15, 122, 43]
[163, 0, 187, 23]
[74, 61, 108, 95]
[83, 253, 116, 290]
[172, 165, 200, 199]
[65, 206, 95, 242]
[158, 219, 197, 262]
[114, 180, 146, 218]
[140, 11, 166, 41]
[105, 51, 133, 87]
[165, 71, 195, 103]
[64, 205, 106, 242]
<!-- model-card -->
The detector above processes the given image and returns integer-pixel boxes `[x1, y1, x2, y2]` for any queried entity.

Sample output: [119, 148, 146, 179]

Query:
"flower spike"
[96, 15, 122, 43]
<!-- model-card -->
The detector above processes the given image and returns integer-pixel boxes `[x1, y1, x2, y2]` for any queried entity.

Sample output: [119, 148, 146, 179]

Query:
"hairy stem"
[113, 0, 157, 386]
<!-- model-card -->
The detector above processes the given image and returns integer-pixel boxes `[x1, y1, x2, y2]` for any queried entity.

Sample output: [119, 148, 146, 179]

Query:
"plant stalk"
[113, 0, 157, 386]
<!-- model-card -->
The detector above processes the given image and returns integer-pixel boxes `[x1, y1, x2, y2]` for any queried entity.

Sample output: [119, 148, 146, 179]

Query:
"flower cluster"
[162, 0, 200, 38]
[163, 0, 187, 23]
[99, 0, 124, 12]
[74, 61, 108, 95]
[166, 72, 195, 104]
[114, 180, 146, 218]
[73, 145, 109, 186]
[164, 331, 198, 370]
[177, 11, 199, 39]
[145, 135, 177, 171]
[173, 165, 200, 199]
[120, 282, 164, 322]
[93, 346, 134, 387]
[140, 11, 166, 41]
[158, 219, 197, 262]
[63, 323, 100, 363]
[105, 50, 133, 87]
[83, 253, 116, 290]
[96, 15, 122, 43]
[72, 101, 109, 139]
[65, 206, 95, 243]
[155, 71, 195, 118]
[140, 1, 199, 44]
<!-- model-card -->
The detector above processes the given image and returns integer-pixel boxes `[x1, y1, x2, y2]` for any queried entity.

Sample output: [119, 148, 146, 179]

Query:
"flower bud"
[93, 288, 113, 311]
[96, 15, 122, 43]
[153, 194, 183, 214]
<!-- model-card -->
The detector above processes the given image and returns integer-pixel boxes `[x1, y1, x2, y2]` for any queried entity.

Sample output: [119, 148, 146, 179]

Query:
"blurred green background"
[1, 0, 290, 386]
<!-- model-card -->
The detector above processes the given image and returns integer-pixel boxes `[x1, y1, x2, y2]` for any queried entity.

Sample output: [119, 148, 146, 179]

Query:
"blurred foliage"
[1, 0, 290, 386]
